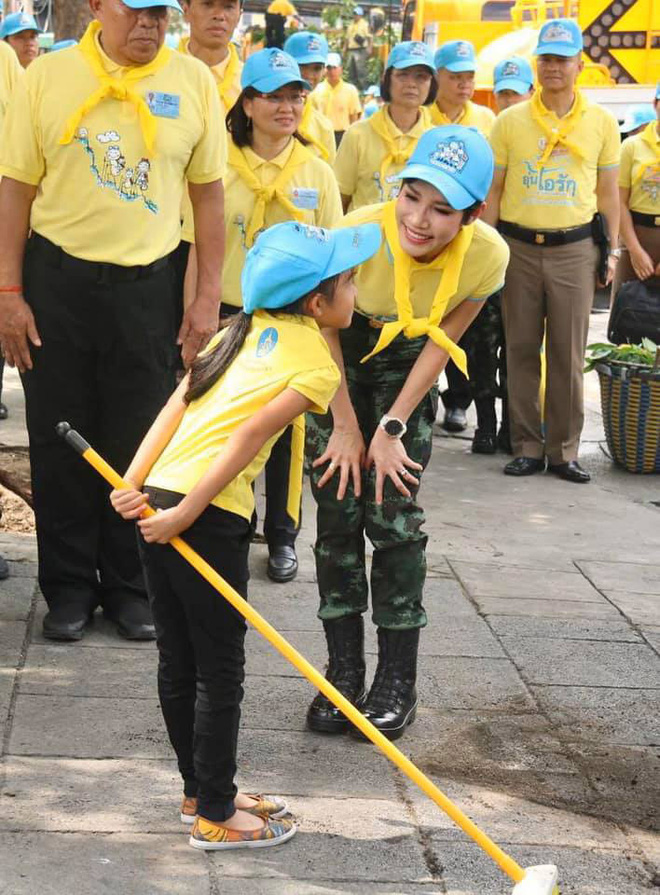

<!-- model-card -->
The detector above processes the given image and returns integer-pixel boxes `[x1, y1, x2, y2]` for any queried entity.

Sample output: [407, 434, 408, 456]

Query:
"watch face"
[384, 418, 404, 437]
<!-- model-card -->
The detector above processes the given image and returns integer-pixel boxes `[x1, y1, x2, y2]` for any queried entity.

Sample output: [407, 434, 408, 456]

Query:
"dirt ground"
[0, 446, 34, 534]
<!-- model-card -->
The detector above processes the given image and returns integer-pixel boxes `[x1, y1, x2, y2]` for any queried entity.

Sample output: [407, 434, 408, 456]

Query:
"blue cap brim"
[249, 72, 312, 92]
[397, 162, 476, 210]
[325, 223, 382, 279]
[390, 58, 434, 73]
[534, 44, 580, 57]
[294, 53, 327, 65]
[122, 0, 183, 11]
[494, 77, 532, 94]
[440, 60, 476, 72]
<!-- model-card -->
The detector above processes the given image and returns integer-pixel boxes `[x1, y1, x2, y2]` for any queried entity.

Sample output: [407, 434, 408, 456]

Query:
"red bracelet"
[0, 286, 23, 293]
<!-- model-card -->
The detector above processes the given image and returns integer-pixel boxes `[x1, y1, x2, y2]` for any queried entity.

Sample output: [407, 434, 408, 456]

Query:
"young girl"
[184, 46, 343, 585]
[334, 41, 436, 213]
[306, 126, 510, 742]
[110, 220, 381, 850]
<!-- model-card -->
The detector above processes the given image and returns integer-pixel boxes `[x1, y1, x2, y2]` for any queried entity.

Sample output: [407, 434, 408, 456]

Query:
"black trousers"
[441, 339, 472, 412]
[140, 487, 251, 822]
[21, 234, 178, 611]
[221, 303, 299, 549]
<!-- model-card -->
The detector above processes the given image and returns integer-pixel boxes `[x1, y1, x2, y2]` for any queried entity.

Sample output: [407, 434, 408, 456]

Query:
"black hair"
[226, 87, 310, 147]
[379, 67, 437, 105]
[184, 273, 341, 404]
[401, 179, 482, 222]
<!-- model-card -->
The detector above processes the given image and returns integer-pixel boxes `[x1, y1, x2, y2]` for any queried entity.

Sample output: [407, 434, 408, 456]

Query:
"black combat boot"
[307, 615, 366, 734]
[351, 628, 419, 742]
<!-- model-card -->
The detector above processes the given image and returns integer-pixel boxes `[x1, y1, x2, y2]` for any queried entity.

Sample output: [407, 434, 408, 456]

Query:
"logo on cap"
[455, 42, 472, 58]
[19, 14, 30, 24]
[257, 327, 279, 357]
[351, 229, 361, 248]
[501, 61, 520, 77]
[307, 36, 321, 51]
[409, 42, 427, 57]
[298, 223, 329, 243]
[429, 140, 469, 175]
[270, 51, 291, 70]
[542, 23, 573, 43]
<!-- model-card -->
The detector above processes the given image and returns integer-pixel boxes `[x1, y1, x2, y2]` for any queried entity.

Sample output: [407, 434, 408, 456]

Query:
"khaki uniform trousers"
[501, 236, 598, 464]
[612, 223, 660, 297]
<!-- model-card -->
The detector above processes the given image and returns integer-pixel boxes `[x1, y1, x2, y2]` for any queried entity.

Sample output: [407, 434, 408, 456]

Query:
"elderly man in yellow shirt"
[311, 52, 361, 147]
[0, 0, 226, 642]
[485, 19, 620, 484]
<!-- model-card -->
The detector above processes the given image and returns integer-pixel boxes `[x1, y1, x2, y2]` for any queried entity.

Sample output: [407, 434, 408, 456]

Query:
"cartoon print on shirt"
[72, 128, 159, 214]
[640, 168, 660, 204]
[234, 213, 248, 249]
[372, 170, 401, 203]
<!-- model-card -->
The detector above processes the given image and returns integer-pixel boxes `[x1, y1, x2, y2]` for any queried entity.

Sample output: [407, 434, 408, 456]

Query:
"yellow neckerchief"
[60, 20, 170, 155]
[179, 37, 240, 110]
[633, 121, 660, 185]
[368, 105, 429, 196]
[530, 89, 586, 166]
[299, 98, 329, 160]
[228, 138, 313, 246]
[361, 200, 474, 373]
[431, 100, 468, 126]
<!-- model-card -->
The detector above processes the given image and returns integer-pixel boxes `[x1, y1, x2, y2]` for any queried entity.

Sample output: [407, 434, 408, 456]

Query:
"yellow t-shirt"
[619, 123, 660, 217]
[0, 38, 22, 127]
[146, 311, 339, 520]
[179, 37, 243, 112]
[182, 137, 343, 307]
[301, 103, 337, 164]
[347, 18, 370, 50]
[267, 0, 296, 15]
[429, 100, 495, 137]
[344, 203, 509, 319]
[0, 38, 226, 266]
[334, 105, 432, 209]
[490, 94, 620, 230]
[311, 79, 362, 132]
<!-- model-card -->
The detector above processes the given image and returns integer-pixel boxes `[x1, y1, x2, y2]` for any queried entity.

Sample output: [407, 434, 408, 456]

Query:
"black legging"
[140, 487, 251, 822]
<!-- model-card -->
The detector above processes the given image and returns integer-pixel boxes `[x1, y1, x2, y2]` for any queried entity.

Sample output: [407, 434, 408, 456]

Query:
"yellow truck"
[402, 0, 658, 111]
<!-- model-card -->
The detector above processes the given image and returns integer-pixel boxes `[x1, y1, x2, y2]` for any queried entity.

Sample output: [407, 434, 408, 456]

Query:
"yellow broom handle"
[57, 423, 525, 885]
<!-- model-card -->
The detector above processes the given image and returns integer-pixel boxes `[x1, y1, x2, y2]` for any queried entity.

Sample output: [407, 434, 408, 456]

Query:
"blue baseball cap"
[326, 52, 342, 68]
[434, 40, 477, 73]
[0, 12, 41, 39]
[241, 48, 310, 93]
[284, 31, 328, 65]
[50, 38, 77, 51]
[242, 221, 382, 314]
[493, 56, 533, 94]
[619, 104, 656, 134]
[122, 0, 182, 10]
[386, 41, 434, 73]
[354, 6, 364, 15]
[534, 18, 583, 57]
[397, 125, 494, 210]
[365, 84, 380, 97]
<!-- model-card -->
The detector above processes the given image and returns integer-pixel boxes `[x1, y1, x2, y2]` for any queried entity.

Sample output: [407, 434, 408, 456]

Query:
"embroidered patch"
[542, 24, 573, 43]
[429, 140, 469, 174]
[270, 51, 291, 70]
[306, 36, 322, 52]
[291, 187, 319, 210]
[256, 327, 279, 357]
[501, 61, 520, 77]
[409, 42, 427, 57]
[455, 42, 472, 58]
[295, 223, 330, 242]
[146, 91, 180, 119]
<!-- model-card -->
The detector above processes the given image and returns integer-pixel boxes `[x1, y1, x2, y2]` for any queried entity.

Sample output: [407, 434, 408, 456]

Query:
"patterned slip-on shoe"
[243, 794, 288, 819]
[180, 796, 198, 825]
[189, 815, 297, 851]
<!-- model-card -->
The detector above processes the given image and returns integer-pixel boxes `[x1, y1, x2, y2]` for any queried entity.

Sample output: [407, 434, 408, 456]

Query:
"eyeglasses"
[254, 92, 306, 106]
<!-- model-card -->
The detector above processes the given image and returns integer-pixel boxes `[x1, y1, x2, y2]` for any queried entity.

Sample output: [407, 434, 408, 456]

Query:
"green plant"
[584, 338, 658, 373]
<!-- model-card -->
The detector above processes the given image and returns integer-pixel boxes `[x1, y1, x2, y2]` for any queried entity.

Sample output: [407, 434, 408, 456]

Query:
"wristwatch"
[608, 248, 622, 259]
[379, 415, 407, 438]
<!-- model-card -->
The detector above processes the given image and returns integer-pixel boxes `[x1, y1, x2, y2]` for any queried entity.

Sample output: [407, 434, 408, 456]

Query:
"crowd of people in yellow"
[0, 0, 658, 855]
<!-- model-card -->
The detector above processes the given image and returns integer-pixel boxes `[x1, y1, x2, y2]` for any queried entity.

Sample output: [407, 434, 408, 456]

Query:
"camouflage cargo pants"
[306, 318, 437, 630]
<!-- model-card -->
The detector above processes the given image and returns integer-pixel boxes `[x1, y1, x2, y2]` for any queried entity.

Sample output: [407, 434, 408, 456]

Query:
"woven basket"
[596, 361, 660, 474]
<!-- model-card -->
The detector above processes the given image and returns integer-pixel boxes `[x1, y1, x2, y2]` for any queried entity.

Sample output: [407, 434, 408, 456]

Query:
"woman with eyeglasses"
[334, 41, 437, 213]
[183, 48, 342, 584]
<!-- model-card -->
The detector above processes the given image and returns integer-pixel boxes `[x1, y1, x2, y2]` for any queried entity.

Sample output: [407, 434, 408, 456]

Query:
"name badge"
[146, 91, 180, 119]
[291, 187, 319, 210]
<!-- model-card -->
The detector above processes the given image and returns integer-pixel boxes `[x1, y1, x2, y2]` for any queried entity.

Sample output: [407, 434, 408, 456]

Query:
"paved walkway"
[1, 313, 659, 894]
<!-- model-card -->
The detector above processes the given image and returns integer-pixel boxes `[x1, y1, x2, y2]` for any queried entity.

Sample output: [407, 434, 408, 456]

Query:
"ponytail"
[184, 311, 253, 403]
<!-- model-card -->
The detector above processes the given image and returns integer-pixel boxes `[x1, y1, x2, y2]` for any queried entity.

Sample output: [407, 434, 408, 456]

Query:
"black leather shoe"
[307, 615, 366, 734]
[43, 605, 93, 642]
[0, 403, 8, 421]
[0, 554, 9, 581]
[106, 599, 156, 640]
[267, 545, 298, 583]
[351, 628, 419, 743]
[548, 461, 591, 484]
[471, 429, 497, 454]
[441, 407, 468, 432]
[504, 457, 545, 476]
